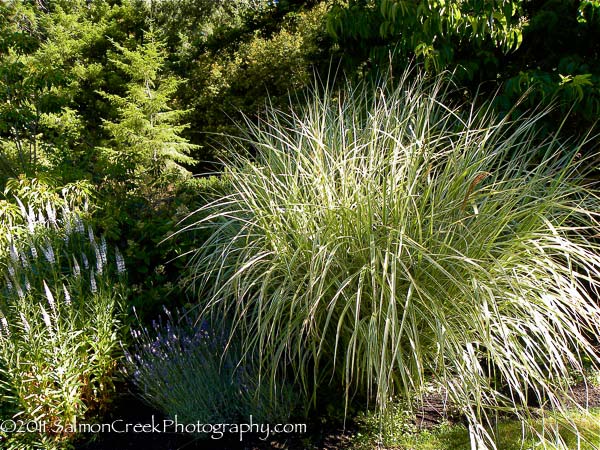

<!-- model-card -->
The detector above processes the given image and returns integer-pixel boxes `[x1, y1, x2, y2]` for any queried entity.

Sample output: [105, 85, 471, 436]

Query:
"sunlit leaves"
[186, 69, 600, 449]
[328, 0, 525, 72]
[97, 32, 197, 187]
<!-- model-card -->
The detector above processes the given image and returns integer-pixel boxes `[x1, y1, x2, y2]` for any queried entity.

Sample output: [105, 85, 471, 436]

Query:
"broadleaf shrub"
[326, 0, 600, 135]
[186, 1, 331, 157]
[185, 68, 600, 448]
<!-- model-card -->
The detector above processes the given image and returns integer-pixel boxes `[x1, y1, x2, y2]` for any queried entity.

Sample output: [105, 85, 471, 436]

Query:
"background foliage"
[326, 0, 600, 133]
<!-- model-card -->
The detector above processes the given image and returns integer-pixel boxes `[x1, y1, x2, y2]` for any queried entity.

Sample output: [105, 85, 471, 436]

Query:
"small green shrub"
[0, 185, 126, 449]
[124, 307, 296, 431]
[94, 175, 229, 323]
[186, 68, 600, 448]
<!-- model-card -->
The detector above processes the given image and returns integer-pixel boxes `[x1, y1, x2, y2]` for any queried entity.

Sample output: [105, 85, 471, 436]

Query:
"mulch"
[412, 380, 600, 431]
[563, 381, 600, 409]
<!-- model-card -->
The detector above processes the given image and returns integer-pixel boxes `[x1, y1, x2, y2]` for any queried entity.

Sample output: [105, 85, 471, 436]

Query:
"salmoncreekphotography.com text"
[0, 416, 307, 441]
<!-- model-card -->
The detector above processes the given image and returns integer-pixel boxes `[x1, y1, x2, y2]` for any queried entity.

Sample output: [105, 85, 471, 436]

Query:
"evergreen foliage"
[98, 32, 197, 186]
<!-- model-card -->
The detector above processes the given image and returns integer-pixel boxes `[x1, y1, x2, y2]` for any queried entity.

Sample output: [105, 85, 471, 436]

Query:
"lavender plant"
[0, 182, 126, 449]
[125, 307, 295, 430]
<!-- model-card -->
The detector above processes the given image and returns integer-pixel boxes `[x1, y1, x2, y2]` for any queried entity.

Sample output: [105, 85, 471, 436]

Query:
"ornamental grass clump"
[185, 69, 600, 448]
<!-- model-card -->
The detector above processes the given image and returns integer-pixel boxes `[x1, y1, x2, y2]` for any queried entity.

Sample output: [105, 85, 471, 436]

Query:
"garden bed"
[77, 390, 353, 450]
[76, 380, 600, 449]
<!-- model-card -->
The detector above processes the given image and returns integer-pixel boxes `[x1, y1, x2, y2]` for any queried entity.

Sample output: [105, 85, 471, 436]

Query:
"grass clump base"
[352, 405, 600, 450]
